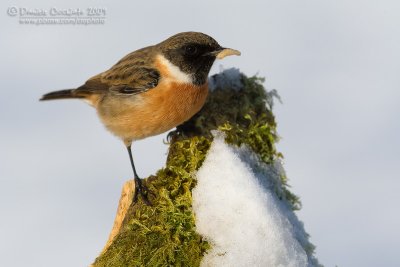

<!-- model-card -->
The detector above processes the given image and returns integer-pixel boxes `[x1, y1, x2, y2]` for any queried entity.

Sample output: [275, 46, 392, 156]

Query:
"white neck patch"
[157, 54, 192, 84]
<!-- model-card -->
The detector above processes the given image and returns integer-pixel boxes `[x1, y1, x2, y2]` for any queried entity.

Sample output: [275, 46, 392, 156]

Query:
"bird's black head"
[157, 32, 240, 85]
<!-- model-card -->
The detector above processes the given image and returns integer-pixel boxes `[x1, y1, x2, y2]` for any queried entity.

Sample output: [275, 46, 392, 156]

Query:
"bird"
[40, 31, 240, 205]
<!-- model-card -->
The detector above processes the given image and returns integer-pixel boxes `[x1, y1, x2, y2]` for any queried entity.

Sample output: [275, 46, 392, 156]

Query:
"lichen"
[93, 70, 301, 266]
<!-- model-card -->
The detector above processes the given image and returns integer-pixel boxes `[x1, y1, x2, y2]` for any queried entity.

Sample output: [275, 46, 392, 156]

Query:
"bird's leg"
[126, 145, 152, 205]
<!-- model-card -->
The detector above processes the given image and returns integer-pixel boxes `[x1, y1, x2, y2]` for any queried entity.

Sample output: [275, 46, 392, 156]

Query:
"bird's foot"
[133, 177, 152, 206]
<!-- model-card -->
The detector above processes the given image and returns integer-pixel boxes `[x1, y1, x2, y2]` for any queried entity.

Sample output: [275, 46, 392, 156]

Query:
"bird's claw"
[133, 178, 152, 206]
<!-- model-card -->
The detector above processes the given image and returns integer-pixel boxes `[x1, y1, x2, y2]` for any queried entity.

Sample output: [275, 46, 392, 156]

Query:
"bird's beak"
[215, 48, 241, 59]
[206, 47, 241, 59]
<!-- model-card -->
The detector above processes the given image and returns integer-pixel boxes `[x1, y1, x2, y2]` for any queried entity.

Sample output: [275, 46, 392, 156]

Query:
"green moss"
[94, 137, 211, 267]
[171, 73, 301, 209]
[93, 71, 302, 266]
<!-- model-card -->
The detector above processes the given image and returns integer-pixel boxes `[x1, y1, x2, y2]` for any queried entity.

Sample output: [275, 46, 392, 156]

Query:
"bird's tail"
[40, 89, 84, 101]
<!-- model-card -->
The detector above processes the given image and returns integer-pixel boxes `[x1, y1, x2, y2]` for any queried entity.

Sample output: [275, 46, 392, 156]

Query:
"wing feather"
[74, 46, 160, 96]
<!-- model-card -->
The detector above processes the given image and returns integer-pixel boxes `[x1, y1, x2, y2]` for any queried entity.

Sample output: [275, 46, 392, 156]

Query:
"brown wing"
[74, 45, 160, 96]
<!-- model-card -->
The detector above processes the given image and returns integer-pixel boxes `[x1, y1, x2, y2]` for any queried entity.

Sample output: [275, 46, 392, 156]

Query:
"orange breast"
[98, 56, 209, 143]
[136, 81, 208, 137]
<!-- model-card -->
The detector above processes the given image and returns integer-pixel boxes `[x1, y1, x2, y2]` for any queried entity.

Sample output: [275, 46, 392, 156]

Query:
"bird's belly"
[99, 82, 208, 142]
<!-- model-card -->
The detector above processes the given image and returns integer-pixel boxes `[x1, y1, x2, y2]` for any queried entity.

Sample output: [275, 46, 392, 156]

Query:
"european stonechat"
[40, 32, 240, 204]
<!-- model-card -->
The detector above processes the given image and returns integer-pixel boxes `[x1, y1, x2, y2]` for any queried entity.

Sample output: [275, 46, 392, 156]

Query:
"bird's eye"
[184, 45, 198, 56]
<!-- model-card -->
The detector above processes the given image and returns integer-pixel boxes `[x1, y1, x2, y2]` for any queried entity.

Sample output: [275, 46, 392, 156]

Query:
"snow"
[192, 131, 319, 267]
[208, 67, 243, 91]
[209, 67, 282, 111]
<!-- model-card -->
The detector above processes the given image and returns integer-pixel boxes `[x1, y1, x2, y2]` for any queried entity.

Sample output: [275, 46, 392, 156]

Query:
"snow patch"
[193, 132, 319, 267]
[208, 67, 242, 91]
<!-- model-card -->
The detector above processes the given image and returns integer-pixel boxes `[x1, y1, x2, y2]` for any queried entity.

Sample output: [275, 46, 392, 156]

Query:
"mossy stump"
[92, 69, 299, 266]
